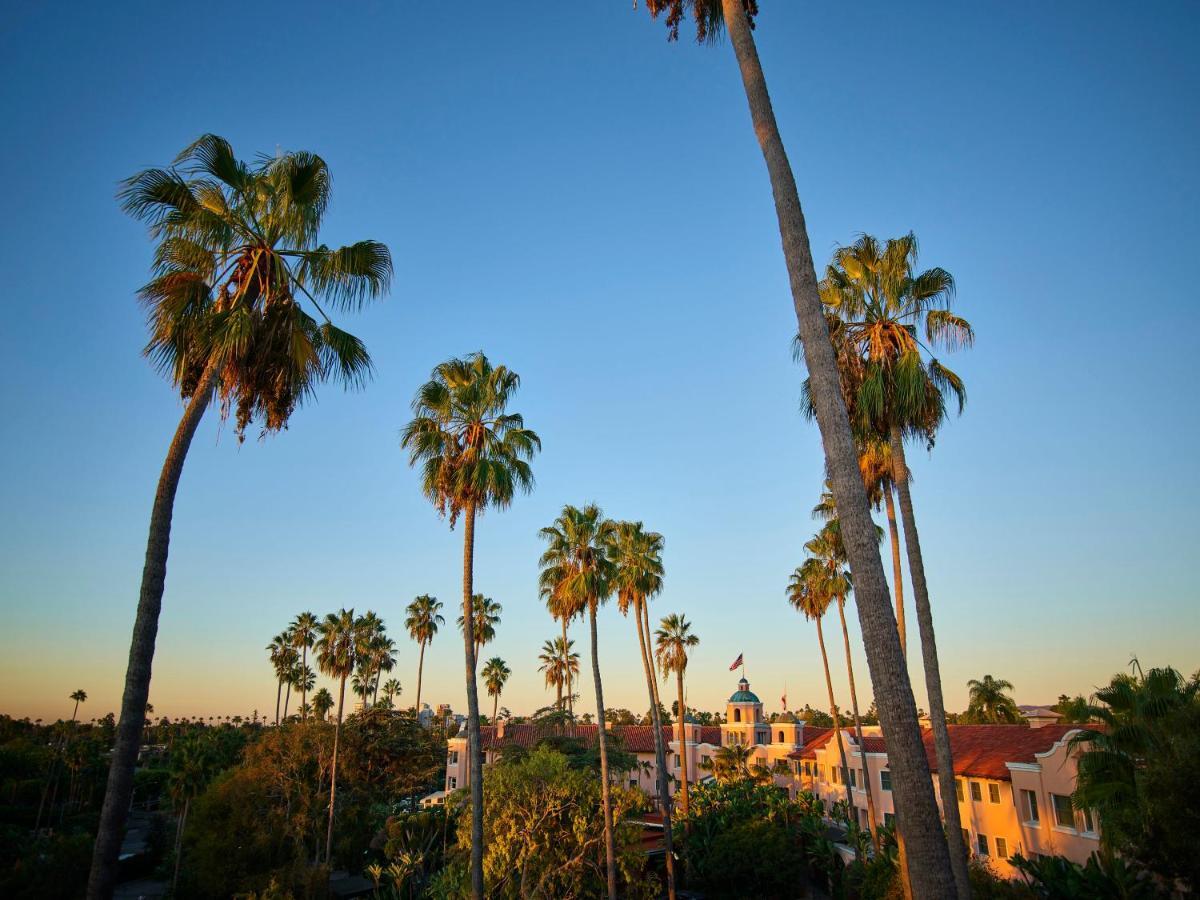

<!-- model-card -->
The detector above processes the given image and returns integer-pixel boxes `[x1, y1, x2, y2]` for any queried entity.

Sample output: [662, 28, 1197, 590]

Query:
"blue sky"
[1, 1, 1197, 723]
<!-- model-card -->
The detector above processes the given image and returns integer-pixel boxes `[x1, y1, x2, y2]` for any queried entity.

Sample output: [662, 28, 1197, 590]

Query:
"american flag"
[729, 652, 743, 671]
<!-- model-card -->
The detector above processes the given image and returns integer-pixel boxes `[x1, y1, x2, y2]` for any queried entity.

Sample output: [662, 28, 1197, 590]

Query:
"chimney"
[496, 718, 506, 740]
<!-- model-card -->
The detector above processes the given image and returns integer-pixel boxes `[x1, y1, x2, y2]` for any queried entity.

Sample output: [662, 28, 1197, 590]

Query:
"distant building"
[440, 677, 1100, 879]
[1017, 705, 1063, 728]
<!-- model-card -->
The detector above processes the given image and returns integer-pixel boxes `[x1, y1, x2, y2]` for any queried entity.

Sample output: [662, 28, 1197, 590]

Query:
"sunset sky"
[1, 2, 1197, 724]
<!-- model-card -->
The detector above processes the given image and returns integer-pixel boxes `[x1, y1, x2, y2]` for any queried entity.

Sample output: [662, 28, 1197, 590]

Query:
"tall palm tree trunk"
[589, 603, 618, 900]
[836, 595, 880, 850]
[717, 4, 955, 894]
[73, 700, 80, 722]
[87, 359, 219, 900]
[492, 692, 498, 724]
[675, 669, 691, 819]
[634, 602, 677, 900]
[301, 646, 309, 722]
[415, 640, 426, 714]
[889, 425, 971, 898]
[815, 617, 851, 788]
[172, 797, 189, 893]
[460, 502, 485, 900]
[561, 617, 573, 717]
[283, 682, 291, 720]
[884, 488, 906, 657]
[325, 674, 347, 864]
[275, 678, 283, 726]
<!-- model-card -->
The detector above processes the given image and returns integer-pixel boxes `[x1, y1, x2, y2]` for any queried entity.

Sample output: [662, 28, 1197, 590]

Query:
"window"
[734, 709, 742, 723]
[448, 750, 459, 765]
[447, 776, 457, 790]
[818, 764, 825, 780]
[629, 777, 638, 788]
[831, 765, 839, 784]
[1081, 807, 1096, 833]
[955, 779, 964, 802]
[885, 812, 896, 828]
[849, 768, 857, 788]
[779, 730, 785, 743]
[1051, 794, 1075, 829]
[977, 834, 989, 857]
[988, 783, 1001, 804]
[1022, 789, 1040, 824]
[880, 769, 892, 792]
[995, 837, 1008, 859]
[674, 754, 681, 769]
[970, 781, 983, 802]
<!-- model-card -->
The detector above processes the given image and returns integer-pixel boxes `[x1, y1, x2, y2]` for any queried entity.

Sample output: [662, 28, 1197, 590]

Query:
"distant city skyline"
[1, 2, 1197, 723]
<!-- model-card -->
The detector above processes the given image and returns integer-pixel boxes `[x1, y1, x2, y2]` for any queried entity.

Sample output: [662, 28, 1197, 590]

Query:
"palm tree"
[655, 613, 699, 823]
[69, 690, 87, 723]
[401, 352, 540, 900]
[814, 231, 974, 893]
[787, 562, 851, 793]
[481, 658, 511, 724]
[538, 638, 567, 710]
[701, 744, 753, 783]
[312, 687, 334, 722]
[544, 581, 578, 718]
[291, 613, 318, 721]
[806, 521, 880, 850]
[639, 9, 955, 896]
[405, 595, 444, 714]
[91, 135, 391, 900]
[966, 675, 1021, 724]
[316, 608, 363, 864]
[266, 633, 291, 725]
[606, 518, 677, 897]
[457, 595, 501, 661]
[168, 738, 214, 893]
[539, 503, 619, 900]
[369, 635, 397, 706]
[381, 678, 402, 709]
[290, 665, 316, 721]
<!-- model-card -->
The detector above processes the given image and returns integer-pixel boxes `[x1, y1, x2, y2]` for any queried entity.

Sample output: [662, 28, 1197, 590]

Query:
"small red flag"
[729, 653, 744, 671]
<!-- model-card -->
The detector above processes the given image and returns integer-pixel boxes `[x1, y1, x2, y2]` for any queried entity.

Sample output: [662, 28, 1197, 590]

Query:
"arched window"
[734, 708, 742, 723]
[778, 730, 785, 743]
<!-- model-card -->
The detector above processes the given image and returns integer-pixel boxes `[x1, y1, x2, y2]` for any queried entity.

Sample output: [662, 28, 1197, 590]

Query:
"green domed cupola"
[729, 678, 760, 704]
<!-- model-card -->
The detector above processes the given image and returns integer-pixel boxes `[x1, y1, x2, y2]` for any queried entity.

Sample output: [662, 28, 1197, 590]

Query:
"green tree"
[458, 595, 501, 661]
[965, 676, 1021, 724]
[812, 231, 974, 894]
[655, 613, 699, 821]
[401, 352, 540, 900]
[537, 638, 568, 711]
[405, 595, 444, 714]
[481, 658, 511, 724]
[607, 518, 678, 899]
[312, 688, 334, 723]
[639, 9, 955, 895]
[90, 135, 390, 900]
[465, 746, 649, 899]
[1071, 662, 1200, 889]
[289, 613, 318, 723]
[539, 503, 619, 900]
[381, 679, 403, 709]
[315, 608, 364, 863]
[169, 735, 217, 892]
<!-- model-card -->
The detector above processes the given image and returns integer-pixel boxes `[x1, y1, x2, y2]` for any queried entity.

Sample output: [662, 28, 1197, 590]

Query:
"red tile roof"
[924, 725, 1079, 780]
[474, 723, 724, 753]
[788, 725, 1080, 780]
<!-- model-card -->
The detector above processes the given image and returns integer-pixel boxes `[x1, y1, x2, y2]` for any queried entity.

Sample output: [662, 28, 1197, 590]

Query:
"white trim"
[1005, 761, 1040, 773]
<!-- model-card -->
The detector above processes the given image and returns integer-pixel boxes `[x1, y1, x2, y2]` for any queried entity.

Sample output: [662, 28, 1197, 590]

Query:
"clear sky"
[1, 2, 1197, 725]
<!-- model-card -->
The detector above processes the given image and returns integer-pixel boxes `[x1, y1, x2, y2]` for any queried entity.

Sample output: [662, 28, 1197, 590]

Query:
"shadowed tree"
[811, 231, 974, 892]
[90, 135, 391, 900]
[401, 352, 539, 900]
[316, 608, 364, 863]
[267, 634, 296, 726]
[312, 687, 334, 722]
[290, 613, 318, 722]
[607, 519, 678, 900]
[965, 675, 1021, 724]
[655, 613, 699, 821]
[544, 579, 579, 719]
[482, 657, 511, 724]
[538, 637, 575, 711]
[638, 8, 955, 895]
[458, 594, 501, 661]
[381, 678, 403, 709]
[405, 594, 444, 714]
[70, 690, 87, 723]
[539, 503, 619, 900]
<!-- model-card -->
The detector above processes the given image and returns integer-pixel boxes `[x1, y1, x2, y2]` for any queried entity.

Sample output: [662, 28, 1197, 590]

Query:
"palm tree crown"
[538, 504, 616, 620]
[119, 134, 391, 440]
[654, 614, 699, 682]
[400, 352, 540, 526]
[966, 675, 1021, 724]
[405, 595, 444, 645]
[457, 595, 501, 654]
